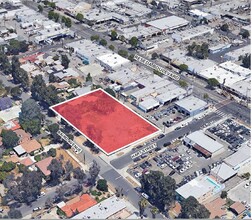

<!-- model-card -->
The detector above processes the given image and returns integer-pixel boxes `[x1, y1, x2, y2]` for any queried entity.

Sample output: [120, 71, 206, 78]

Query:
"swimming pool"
[206, 177, 224, 193]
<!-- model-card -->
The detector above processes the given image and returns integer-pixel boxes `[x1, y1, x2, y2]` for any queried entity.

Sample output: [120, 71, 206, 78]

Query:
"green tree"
[10, 86, 22, 99]
[108, 45, 115, 51]
[61, 16, 67, 23]
[151, 52, 158, 60]
[73, 167, 86, 183]
[0, 172, 8, 183]
[179, 64, 188, 72]
[240, 30, 250, 39]
[31, 75, 47, 102]
[0, 52, 11, 75]
[89, 160, 100, 186]
[203, 93, 209, 99]
[1, 130, 19, 148]
[61, 54, 70, 69]
[65, 17, 72, 28]
[99, 39, 107, 46]
[0, 161, 16, 172]
[110, 30, 118, 41]
[47, 159, 64, 185]
[179, 80, 188, 88]
[19, 99, 43, 135]
[48, 148, 57, 157]
[118, 50, 128, 58]
[151, 206, 159, 219]
[96, 179, 108, 192]
[11, 56, 29, 89]
[49, 2, 56, 9]
[240, 53, 251, 69]
[90, 35, 100, 41]
[128, 54, 135, 62]
[129, 36, 138, 48]
[8, 209, 22, 219]
[220, 191, 227, 199]
[151, 0, 157, 6]
[220, 23, 229, 32]
[105, 88, 116, 97]
[119, 35, 125, 42]
[48, 10, 55, 20]
[153, 70, 163, 77]
[49, 72, 58, 83]
[76, 13, 84, 22]
[53, 12, 60, 22]
[139, 198, 148, 217]
[140, 170, 176, 210]
[86, 73, 92, 82]
[7, 39, 29, 55]
[207, 78, 219, 88]
[38, 4, 43, 12]
[179, 196, 210, 218]
[6, 171, 42, 204]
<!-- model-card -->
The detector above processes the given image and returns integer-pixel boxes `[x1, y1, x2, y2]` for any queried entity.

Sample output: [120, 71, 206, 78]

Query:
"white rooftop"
[96, 53, 130, 70]
[224, 45, 251, 61]
[211, 163, 237, 181]
[219, 61, 251, 78]
[146, 15, 189, 31]
[14, 145, 26, 156]
[175, 96, 208, 112]
[139, 97, 159, 110]
[189, 9, 212, 18]
[224, 144, 251, 168]
[176, 175, 222, 200]
[186, 130, 224, 154]
[0, 105, 21, 122]
[72, 196, 126, 219]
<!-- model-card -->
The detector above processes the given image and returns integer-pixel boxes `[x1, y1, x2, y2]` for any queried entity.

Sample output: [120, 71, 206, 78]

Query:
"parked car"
[141, 193, 149, 200]
[33, 207, 42, 212]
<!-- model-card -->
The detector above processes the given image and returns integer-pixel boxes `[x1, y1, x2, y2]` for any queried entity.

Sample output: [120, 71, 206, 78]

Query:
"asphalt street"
[111, 112, 222, 169]
[17, 178, 78, 217]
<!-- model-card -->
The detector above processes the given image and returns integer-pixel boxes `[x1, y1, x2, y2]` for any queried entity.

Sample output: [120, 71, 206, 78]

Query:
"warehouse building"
[209, 43, 231, 54]
[223, 143, 251, 171]
[172, 25, 214, 43]
[139, 97, 160, 113]
[183, 130, 224, 158]
[146, 16, 189, 33]
[175, 96, 208, 116]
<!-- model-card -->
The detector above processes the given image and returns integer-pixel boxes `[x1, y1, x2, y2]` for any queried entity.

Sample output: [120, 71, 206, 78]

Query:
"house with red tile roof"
[20, 157, 35, 167]
[230, 202, 246, 217]
[35, 157, 53, 176]
[20, 139, 41, 154]
[205, 198, 227, 218]
[59, 194, 97, 218]
[14, 129, 32, 144]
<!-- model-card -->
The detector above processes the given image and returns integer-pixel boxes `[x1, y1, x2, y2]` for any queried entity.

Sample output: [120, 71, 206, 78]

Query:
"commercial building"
[209, 43, 231, 54]
[67, 39, 109, 64]
[183, 130, 224, 158]
[223, 143, 251, 171]
[175, 96, 208, 116]
[146, 16, 189, 33]
[139, 97, 160, 113]
[211, 163, 237, 183]
[224, 45, 251, 61]
[96, 53, 130, 71]
[176, 175, 225, 203]
[188, 9, 213, 20]
[172, 25, 214, 43]
[72, 196, 127, 219]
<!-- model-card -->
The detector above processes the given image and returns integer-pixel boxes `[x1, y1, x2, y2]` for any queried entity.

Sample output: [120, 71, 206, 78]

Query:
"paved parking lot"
[228, 180, 251, 206]
[207, 119, 250, 151]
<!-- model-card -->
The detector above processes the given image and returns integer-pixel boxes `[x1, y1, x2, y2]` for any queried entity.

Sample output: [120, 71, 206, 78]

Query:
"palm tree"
[151, 206, 159, 219]
[138, 198, 148, 218]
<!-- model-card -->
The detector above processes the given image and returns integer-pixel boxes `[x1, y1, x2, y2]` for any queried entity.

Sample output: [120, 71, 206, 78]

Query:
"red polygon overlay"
[51, 89, 159, 155]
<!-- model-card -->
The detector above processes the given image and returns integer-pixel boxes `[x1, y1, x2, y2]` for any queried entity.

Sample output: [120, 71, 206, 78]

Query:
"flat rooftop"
[72, 196, 126, 219]
[51, 89, 159, 155]
[175, 96, 207, 113]
[146, 15, 189, 31]
[185, 130, 223, 154]
[176, 175, 223, 200]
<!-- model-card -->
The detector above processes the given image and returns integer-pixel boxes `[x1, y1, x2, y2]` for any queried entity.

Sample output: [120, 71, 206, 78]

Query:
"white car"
[134, 172, 141, 178]
[244, 182, 250, 188]
[33, 207, 42, 212]
[141, 193, 149, 200]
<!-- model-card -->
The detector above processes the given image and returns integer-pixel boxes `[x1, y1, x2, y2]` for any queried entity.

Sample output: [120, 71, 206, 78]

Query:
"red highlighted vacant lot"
[51, 89, 159, 155]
